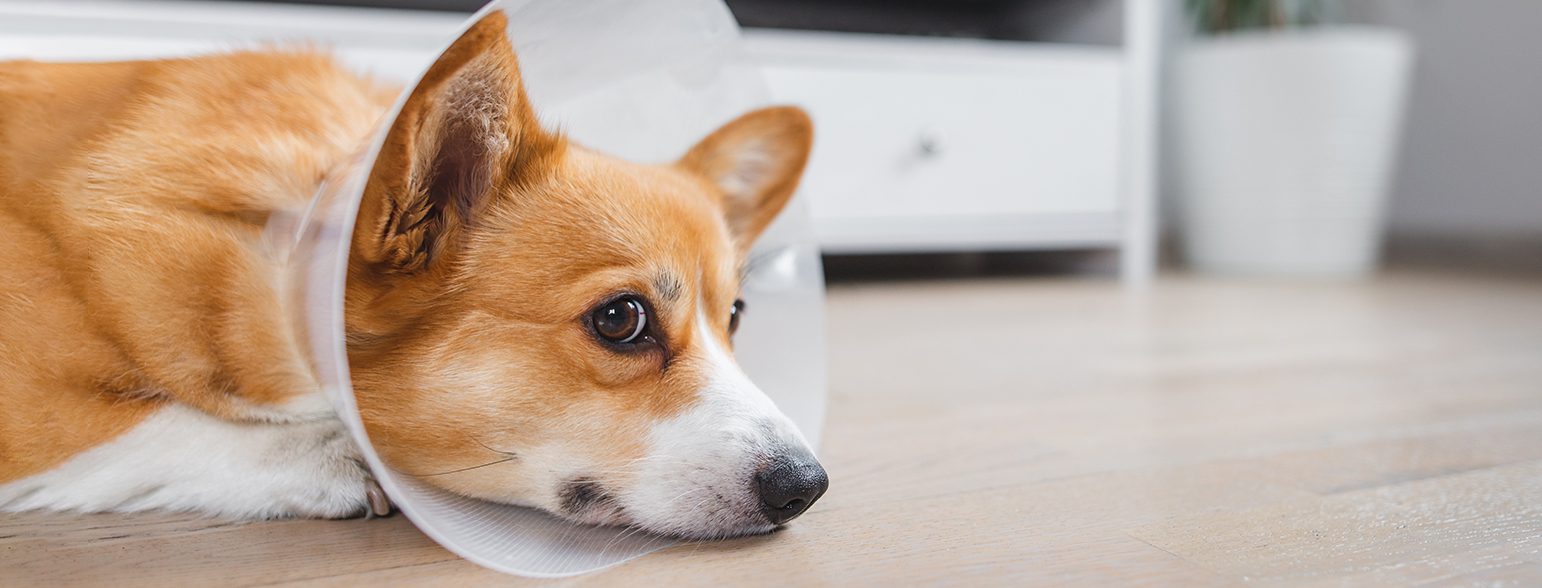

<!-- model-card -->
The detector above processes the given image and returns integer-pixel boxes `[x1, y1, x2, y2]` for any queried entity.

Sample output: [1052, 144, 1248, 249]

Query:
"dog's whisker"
[573, 456, 700, 477]
[404, 457, 517, 478]
[597, 522, 654, 557]
[468, 435, 518, 458]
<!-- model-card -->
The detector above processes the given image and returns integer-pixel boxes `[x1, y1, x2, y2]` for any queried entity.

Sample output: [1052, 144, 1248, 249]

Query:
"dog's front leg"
[0, 404, 389, 519]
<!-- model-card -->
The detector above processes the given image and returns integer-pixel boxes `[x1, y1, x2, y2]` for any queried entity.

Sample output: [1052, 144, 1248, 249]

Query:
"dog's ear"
[678, 106, 813, 257]
[354, 11, 559, 275]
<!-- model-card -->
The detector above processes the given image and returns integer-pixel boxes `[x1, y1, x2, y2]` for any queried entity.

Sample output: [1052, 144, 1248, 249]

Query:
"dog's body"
[0, 12, 826, 538]
[0, 52, 388, 517]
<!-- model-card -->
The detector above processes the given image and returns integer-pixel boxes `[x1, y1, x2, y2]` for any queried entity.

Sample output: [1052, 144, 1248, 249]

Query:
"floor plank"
[3, 269, 1540, 586]
[1130, 461, 1542, 586]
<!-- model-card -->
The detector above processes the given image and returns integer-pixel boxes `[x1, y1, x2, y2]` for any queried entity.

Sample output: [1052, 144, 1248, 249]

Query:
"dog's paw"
[266, 418, 391, 519]
[0, 405, 392, 520]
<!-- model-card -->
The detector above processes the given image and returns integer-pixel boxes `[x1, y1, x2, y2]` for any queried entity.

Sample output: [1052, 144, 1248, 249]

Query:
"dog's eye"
[593, 296, 647, 344]
[728, 299, 745, 335]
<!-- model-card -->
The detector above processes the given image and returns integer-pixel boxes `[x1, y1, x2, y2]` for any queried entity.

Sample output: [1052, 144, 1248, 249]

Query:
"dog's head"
[344, 12, 825, 539]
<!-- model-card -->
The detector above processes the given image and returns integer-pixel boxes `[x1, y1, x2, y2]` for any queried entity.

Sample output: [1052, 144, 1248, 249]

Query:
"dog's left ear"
[354, 11, 559, 276]
[678, 106, 813, 256]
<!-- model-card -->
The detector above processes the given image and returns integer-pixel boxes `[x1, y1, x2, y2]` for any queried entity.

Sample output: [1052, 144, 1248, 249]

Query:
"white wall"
[1349, 0, 1542, 237]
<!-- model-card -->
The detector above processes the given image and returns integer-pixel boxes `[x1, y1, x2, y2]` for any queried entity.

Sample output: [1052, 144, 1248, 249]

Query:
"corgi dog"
[0, 11, 827, 540]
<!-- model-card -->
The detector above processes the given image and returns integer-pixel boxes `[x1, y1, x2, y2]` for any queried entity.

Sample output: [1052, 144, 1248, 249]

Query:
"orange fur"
[0, 9, 813, 524]
[0, 51, 395, 481]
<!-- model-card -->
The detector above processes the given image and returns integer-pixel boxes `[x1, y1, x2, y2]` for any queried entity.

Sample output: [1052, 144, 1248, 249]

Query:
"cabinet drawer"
[748, 32, 1124, 250]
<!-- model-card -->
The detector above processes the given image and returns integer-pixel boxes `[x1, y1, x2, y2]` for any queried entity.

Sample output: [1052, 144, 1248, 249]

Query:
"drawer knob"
[917, 129, 943, 158]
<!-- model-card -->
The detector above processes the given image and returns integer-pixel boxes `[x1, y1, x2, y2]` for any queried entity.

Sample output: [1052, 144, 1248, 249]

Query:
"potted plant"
[1173, 0, 1414, 275]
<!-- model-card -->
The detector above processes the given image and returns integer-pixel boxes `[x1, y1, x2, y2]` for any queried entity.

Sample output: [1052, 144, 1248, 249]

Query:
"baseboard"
[1383, 232, 1542, 273]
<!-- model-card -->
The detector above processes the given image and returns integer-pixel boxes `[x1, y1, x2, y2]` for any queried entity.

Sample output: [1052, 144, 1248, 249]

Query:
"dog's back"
[0, 52, 394, 482]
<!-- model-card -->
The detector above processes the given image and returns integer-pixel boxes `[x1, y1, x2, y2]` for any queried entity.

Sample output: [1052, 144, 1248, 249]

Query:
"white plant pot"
[1174, 27, 1413, 276]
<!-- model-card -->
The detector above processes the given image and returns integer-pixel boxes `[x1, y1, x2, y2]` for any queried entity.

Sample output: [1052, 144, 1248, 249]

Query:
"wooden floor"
[5, 268, 1542, 586]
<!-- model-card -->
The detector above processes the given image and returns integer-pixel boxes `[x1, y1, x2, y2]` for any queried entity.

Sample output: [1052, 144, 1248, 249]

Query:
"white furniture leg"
[1120, 0, 1164, 287]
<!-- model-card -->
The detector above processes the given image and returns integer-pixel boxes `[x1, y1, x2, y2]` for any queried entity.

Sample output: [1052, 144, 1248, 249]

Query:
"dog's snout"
[754, 451, 828, 525]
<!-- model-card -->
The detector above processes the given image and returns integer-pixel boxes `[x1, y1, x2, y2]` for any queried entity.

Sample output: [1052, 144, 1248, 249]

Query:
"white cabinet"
[746, 31, 1125, 254]
[0, 0, 1162, 281]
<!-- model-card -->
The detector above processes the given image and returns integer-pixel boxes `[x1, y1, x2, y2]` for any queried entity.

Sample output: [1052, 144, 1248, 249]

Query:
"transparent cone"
[264, 0, 827, 577]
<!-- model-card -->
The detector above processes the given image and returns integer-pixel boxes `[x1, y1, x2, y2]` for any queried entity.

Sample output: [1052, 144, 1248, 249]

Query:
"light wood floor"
[5, 268, 1541, 586]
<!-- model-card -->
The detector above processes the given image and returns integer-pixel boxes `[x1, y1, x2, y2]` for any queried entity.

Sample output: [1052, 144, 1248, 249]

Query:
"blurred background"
[4, 0, 1534, 281]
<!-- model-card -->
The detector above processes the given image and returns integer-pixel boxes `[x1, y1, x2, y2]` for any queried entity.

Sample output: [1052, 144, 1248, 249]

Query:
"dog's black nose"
[755, 451, 828, 525]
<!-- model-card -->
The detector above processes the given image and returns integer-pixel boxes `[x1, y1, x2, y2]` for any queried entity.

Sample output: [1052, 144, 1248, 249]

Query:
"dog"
[0, 10, 827, 540]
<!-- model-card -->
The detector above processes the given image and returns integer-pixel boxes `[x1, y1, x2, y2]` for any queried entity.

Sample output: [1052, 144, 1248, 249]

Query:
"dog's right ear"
[353, 11, 559, 276]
